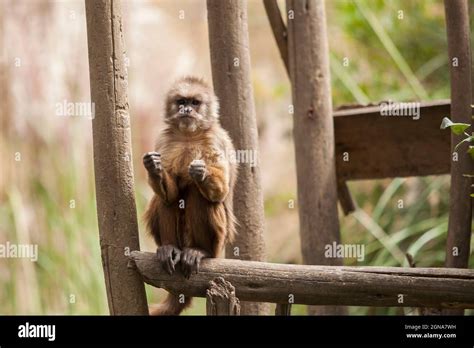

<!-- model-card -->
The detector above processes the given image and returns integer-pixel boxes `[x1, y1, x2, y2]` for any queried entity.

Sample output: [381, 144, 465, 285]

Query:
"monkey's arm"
[189, 160, 229, 203]
[143, 152, 178, 204]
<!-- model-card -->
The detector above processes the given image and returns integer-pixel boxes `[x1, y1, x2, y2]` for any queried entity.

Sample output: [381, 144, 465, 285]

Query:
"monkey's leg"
[143, 152, 178, 204]
[189, 160, 229, 203]
[145, 196, 182, 275]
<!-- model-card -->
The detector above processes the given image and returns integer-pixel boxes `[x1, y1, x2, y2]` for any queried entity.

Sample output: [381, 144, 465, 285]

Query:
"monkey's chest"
[163, 143, 220, 188]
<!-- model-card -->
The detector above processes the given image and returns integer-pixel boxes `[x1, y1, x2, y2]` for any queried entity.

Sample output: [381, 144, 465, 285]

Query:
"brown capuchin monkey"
[143, 76, 237, 315]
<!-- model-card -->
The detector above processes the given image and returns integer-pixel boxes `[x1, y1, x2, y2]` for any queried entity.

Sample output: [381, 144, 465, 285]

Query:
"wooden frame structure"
[84, 0, 473, 315]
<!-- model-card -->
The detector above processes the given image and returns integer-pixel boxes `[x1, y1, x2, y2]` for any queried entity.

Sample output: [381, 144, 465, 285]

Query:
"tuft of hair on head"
[176, 75, 210, 88]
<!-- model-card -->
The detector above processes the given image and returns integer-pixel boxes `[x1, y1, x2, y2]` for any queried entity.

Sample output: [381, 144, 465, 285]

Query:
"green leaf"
[440, 117, 471, 135]
[468, 146, 474, 159]
[471, 193, 474, 198]
[454, 136, 474, 151]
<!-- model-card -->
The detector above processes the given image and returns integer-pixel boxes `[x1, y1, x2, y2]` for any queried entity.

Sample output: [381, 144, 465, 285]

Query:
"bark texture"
[85, 0, 148, 315]
[286, 0, 345, 315]
[207, 0, 268, 315]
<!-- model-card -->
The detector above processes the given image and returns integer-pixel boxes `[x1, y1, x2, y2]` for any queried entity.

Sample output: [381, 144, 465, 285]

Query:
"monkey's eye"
[177, 98, 186, 105]
[191, 99, 201, 106]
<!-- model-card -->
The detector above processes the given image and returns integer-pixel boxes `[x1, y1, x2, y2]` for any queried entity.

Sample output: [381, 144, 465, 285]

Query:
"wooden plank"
[334, 100, 452, 180]
[85, 0, 148, 315]
[130, 251, 474, 309]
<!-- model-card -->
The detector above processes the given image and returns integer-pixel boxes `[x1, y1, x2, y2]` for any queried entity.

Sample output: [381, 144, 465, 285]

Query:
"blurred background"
[0, 0, 472, 315]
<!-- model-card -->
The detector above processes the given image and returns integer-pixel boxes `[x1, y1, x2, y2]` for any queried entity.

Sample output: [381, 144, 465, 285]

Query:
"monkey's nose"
[184, 107, 192, 114]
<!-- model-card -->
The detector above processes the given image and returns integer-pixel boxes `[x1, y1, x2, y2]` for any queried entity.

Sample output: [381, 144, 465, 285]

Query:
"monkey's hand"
[181, 247, 209, 279]
[189, 159, 207, 182]
[143, 152, 163, 178]
[156, 245, 181, 275]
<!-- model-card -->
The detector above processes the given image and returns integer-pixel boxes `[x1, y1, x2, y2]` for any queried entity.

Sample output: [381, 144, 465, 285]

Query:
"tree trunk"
[207, 0, 268, 315]
[286, 0, 346, 315]
[85, 0, 148, 315]
[443, 0, 473, 316]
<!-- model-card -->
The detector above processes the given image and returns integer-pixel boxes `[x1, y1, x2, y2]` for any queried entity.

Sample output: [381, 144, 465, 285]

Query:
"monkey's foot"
[156, 245, 181, 275]
[188, 159, 207, 182]
[143, 151, 162, 177]
[181, 248, 209, 279]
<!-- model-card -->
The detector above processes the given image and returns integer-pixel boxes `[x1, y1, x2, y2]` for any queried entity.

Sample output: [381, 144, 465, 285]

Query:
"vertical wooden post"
[206, 277, 241, 316]
[443, 0, 473, 315]
[444, 0, 473, 268]
[85, 0, 148, 315]
[275, 303, 292, 316]
[207, 0, 268, 315]
[286, 0, 346, 315]
[263, 0, 356, 215]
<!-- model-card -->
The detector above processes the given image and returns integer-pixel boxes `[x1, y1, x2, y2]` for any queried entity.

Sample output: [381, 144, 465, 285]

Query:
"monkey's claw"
[181, 248, 208, 279]
[156, 245, 181, 275]
[143, 152, 162, 177]
[189, 159, 207, 182]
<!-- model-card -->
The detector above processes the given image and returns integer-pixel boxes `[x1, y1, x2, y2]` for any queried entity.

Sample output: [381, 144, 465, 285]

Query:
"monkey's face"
[165, 79, 219, 133]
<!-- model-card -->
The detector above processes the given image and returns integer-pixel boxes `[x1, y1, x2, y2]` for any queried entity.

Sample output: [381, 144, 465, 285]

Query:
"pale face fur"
[164, 77, 219, 134]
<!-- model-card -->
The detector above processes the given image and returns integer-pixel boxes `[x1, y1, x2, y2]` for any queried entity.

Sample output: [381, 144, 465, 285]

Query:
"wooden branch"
[206, 277, 240, 315]
[287, 0, 344, 315]
[275, 304, 292, 316]
[443, 0, 473, 316]
[337, 179, 357, 214]
[263, 0, 289, 74]
[263, 0, 355, 215]
[443, 0, 473, 269]
[334, 100, 452, 180]
[207, 0, 268, 315]
[85, 0, 148, 315]
[130, 251, 474, 309]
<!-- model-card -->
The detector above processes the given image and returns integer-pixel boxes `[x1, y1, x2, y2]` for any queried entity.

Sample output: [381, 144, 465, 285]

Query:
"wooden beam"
[130, 251, 474, 309]
[443, 0, 473, 316]
[263, 0, 289, 74]
[287, 0, 345, 315]
[263, 0, 355, 214]
[275, 303, 292, 316]
[334, 100, 452, 180]
[85, 0, 148, 314]
[207, 0, 268, 315]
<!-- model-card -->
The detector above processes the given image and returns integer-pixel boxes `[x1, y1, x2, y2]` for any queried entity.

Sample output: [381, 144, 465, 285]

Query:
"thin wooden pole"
[443, 0, 473, 316]
[263, 0, 355, 214]
[286, 0, 346, 315]
[207, 0, 268, 315]
[444, 0, 473, 271]
[85, 0, 148, 315]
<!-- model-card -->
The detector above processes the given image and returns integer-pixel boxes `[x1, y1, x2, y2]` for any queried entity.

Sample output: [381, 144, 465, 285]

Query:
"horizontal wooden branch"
[130, 251, 474, 309]
[334, 100, 453, 180]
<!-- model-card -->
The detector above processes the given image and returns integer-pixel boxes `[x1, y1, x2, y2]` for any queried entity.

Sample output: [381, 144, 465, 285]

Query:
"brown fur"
[144, 77, 237, 315]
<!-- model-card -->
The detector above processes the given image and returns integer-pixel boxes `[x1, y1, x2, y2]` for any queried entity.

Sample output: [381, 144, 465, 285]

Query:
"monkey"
[143, 76, 237, 315]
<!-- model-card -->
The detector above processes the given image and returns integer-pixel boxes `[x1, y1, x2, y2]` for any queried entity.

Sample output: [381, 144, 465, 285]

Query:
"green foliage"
[440, 117, 471, 135]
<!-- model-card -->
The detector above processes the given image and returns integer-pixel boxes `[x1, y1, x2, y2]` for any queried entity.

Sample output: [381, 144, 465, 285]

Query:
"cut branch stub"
[206, 277, 240, 316]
